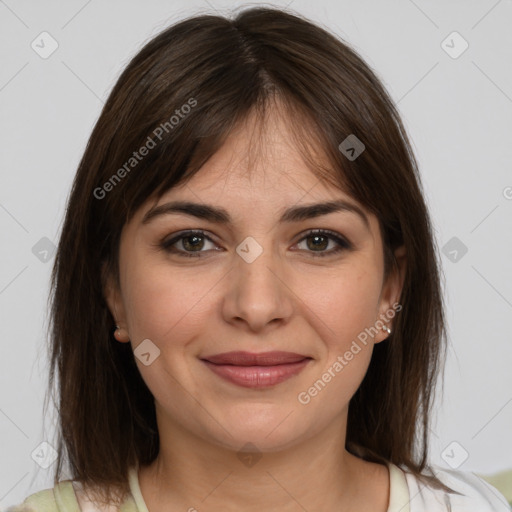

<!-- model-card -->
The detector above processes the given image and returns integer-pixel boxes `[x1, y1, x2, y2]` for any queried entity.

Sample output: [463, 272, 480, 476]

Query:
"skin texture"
[104, 105, 406, 512]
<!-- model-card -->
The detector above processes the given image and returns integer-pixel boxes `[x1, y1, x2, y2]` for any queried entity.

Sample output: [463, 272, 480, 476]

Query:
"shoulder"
[402, 464, 511, 512]
[3, 482, 74, 512]
[3, 480, 136, 512]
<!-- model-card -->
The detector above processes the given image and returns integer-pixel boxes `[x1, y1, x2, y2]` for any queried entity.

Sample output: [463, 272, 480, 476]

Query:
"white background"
[1, 0, 511, 508]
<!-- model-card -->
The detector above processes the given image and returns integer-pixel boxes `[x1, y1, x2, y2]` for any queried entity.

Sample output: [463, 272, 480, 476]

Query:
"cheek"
[121, 252, 211, 343]
[300, 264, 382, 345]
[294, 265, 382, 402]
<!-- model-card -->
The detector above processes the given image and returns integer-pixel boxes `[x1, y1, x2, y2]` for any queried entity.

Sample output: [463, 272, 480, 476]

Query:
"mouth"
[200, 351, 312, 388]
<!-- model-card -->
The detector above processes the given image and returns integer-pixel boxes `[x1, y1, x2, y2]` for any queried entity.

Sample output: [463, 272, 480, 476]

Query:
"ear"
[101, 261, 130, 343]
[374, 245, 406, 344]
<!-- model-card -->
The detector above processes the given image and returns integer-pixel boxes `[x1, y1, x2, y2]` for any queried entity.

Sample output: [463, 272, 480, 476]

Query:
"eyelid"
[157, 228, 352, 257]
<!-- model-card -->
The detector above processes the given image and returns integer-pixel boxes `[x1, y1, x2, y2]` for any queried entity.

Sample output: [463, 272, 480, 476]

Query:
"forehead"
[131, 102, 376, 236]
[165, 105, 342, 201]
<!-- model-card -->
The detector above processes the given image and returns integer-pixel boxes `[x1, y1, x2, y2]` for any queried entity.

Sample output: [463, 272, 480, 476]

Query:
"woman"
[8, 6, 509, 512]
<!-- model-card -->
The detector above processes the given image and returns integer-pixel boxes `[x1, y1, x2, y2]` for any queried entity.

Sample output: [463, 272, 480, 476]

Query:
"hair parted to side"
[43, 6, 452, 506]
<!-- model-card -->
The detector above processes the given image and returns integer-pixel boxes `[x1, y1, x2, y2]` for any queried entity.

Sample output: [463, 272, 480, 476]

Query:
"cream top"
[11, 462, 509, 511]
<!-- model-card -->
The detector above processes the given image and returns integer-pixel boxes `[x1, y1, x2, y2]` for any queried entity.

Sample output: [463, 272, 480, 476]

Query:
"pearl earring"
[383, 325, 391, 334]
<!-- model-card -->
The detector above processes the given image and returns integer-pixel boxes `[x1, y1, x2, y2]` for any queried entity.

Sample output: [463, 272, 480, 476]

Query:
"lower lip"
[202, 359, 311, 388]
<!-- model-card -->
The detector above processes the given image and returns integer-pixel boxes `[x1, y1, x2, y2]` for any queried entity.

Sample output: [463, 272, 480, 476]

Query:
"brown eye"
[294, 229, 352, 258]
[159, 229, 351, 259]
[160, 231, 217, 258]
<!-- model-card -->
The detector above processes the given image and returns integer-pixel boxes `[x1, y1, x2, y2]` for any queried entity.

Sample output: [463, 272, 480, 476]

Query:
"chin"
[202, 413, 309, 454]
[215, 432, 303, 455]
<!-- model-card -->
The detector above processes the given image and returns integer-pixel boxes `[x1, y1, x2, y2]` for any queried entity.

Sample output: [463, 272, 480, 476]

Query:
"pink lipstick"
[200, 351, 311, 388]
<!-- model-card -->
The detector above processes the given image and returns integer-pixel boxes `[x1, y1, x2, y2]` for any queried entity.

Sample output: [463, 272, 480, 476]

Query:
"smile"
[200, 351, 312, 388]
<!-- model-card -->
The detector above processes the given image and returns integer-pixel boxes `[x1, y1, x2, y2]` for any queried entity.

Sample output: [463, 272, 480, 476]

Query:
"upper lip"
[201, 351, 310, 366]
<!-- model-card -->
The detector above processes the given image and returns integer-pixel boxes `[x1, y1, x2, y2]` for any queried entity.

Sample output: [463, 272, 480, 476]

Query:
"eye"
[293, 229, 352, 257]
[159, 230, 218, 258]
[158, 229, 352, 258]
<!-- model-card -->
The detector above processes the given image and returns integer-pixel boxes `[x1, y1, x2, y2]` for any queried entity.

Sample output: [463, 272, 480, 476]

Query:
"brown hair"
[43, 6, 453, 505]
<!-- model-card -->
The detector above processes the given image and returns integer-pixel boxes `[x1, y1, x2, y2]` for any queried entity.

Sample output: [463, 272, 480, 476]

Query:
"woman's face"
[104, 109, 405, 453]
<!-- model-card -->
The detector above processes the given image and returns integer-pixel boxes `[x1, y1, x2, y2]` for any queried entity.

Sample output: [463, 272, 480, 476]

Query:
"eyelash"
[158, 229, 352, 258]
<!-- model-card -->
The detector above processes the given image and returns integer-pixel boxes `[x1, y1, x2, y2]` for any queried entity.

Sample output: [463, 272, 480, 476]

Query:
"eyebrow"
[142, 199, 370, 230]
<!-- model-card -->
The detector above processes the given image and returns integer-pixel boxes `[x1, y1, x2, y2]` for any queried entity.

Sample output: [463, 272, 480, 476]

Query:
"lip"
[200, 351, 312, 388]
[202, 351, 309, 366]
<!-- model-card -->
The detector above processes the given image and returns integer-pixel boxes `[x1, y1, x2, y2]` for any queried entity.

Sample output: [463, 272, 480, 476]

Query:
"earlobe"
[385, 245, 406, 307]
[113, 325, 131, 343]
[375, 245, 407, 343]
[101, 261, 131, 343]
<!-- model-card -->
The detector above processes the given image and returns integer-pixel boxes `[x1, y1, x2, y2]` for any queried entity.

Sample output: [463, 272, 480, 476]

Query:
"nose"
[222, 237, 294, 333]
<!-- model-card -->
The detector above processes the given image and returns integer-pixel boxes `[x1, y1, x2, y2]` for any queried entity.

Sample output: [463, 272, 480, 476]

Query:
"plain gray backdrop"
[1, 0, 511, 508]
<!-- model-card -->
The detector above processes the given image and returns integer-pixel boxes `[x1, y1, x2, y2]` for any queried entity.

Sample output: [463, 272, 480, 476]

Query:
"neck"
[137, 411, 387, 512]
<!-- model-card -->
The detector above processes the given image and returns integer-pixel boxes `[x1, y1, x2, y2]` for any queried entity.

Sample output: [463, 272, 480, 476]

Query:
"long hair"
[44, 6, 451, 505]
